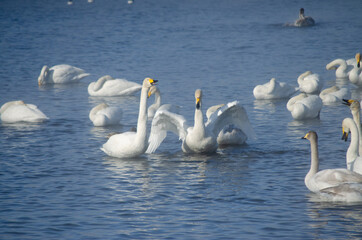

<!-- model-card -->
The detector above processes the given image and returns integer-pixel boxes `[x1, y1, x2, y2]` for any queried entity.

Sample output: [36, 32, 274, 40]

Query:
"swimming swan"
[319, 86, 349, 105]
[294, 8, 315, 27]
[342, 118, 362, 174]
[319, 183, 362, 203]
[253, 78, 298, 100]
[343, 99, 362, 156]
[89, 103, 123, 127]
[302, 131, 362, 193]
[297, 71, 323, 94]
[286, 93, 322, 120]
[38, 64, 90, 85]
[101, 78, 158, 158]
[146, 89, 255, 154]
[88, 75, 142, 97]
[348, 53, 362, 87]
[326, 59, 354, 79]
[0, 100, 49, 123]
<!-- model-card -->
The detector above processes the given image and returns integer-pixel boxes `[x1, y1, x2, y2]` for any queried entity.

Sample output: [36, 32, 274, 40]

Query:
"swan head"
[143, 78, 158, 88]
[38, 65, 49, 86]
[302, 131, 317, 142]
[342, 118, 355, 142]
[148, 86, 159, 98]
[195, 89, 202, 109]
[299, 8, 305, 15]
[356, 53, 361, 68]
[343, 99, 360, 111]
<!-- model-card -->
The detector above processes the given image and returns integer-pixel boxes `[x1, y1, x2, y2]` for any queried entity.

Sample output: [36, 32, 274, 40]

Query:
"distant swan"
[319, 86, 349, 105]
[297, 71, 323, 94]
[38, 64, 90, 85]
[302, 131, 362, 193]
[89, 103, 123, 127]
[147, 86, 161, 119]
[349, 53, 362, 87]
[326, 59, 354, 79]
[0, 100, 48, 123]
[88, 75, 142, 97]
[101, 78, 157, 158]
[286, 93, 322, 120]
[342, 118, 362, 174]
[146, 90, 255, 154]
[343, 99, 362, 156]
[253, 78, 298, 100]
[294, 8, 315, 27]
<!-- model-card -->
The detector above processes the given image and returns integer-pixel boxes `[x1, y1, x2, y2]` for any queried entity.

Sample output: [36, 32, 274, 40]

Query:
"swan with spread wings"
[146, 89, 255, 154]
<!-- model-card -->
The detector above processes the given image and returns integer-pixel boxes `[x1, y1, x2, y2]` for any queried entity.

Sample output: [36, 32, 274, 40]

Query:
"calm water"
[1, 0, 362, 239]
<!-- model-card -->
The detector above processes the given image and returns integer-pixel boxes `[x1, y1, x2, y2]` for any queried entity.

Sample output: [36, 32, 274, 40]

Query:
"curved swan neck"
[135, 86, 149, 144]
[89, 103, 108, 121]
[297, 71, 311, 84]
[154, 90, 161, 108]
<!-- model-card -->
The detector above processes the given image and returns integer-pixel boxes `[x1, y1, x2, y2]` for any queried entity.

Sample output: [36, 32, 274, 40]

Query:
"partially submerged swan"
[88, 75, 142, 97]
[294, 8, 315, 27]
[302, 131, 362, 193]
[101, 78, 158, 158]
[89, 103, 123, 127]
[146, 90, 255, 154]
[0, 100, 49, 123]
[38, 64, 90, 85]
[319, 86, 349, 105]
[297, 71, 323, 94]
[342, 118, 362, 175]
[286, 93, 322, 120]
[253, 78, 298, 100]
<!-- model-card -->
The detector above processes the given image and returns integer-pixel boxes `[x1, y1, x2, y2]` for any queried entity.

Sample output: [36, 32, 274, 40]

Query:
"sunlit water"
[1, 0, 362, 239]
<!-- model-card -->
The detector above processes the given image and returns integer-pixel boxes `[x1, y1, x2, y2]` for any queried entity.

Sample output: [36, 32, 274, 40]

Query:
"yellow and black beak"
[149, 79, 158, 86]
[342, 128, 349, 142]
[342, 99, 354, 106]
[301, 132, 309, 139]
[196, 97, 201, 109]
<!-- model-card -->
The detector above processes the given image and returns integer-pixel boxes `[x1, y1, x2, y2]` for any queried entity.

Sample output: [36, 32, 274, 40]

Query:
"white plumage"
[342, 118, 362, 175]
[253, 78, 298, 100]
[297, 71, 323, 94]
[319, 86, 349, 105]
[88, 75, 142, 97]
[326, 59, 354, 79]
[38, 64, 90, 85]
[286, 93, 322, 120]
[0, 100, 49, 123]
[89, 103, 123, 127]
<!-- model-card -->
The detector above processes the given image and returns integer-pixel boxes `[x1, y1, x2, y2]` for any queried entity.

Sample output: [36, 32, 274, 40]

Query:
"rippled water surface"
[1, 0, 362, 239]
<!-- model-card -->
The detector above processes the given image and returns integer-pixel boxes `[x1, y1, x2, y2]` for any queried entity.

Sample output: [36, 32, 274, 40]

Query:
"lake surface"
[1, 0, 362, 239]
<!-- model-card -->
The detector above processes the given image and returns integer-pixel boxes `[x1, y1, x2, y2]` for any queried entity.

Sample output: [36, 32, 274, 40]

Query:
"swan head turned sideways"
[341, 118, 355, 142]
[148, 86, 159, 98]
[38, 65, 49, 86]
[356, 53, 361, 68]
[343, 99, 360, 111]
[143, 78, 158, 88]
[195, 89, 202, 109]
[302, 130, 317, 142]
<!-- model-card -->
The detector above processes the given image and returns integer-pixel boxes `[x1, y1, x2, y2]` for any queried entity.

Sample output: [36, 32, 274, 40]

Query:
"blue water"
[1, 0, 362, 239]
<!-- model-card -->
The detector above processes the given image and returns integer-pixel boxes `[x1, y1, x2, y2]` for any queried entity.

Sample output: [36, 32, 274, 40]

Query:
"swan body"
[294, 8, 315, 27]
[297, 71, 323, 94]
[302, 131, 362, 193]
[319, 86, 349, 105]
[253, 78, 298, 100]
[147, 86, 161, 119]
[343, 99, 362, 157]
[286, 93, 322, 120]
[348, 53, 362, 87]
[89, 103, 123, 127]
[146, 90, 255, 154]
[88, 75, 142, 97]
[38, 64, 89, 85]
[319, 183, 362, 203]
[326, 59, 354, 79]
[101, 78, 158, 158]
[0, 100, 48, 123]
[342, 118, 362, 174]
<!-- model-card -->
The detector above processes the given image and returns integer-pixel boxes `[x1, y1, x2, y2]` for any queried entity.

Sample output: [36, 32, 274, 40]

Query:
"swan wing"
[146, 108, 188, 154]
[206, 101, 256, 140]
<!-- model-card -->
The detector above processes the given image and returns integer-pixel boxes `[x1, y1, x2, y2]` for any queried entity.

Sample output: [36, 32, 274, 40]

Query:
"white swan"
[342, 118, 362, 174]
[0, 100, 49, 123]
[319, 86, 349, 105]
[146, 89, 255, 154]
[302, 131, 362, 193]
[89, 103, 123, 127]
[294, 8, 315, 27]
[319, 183, 362, 203]
[349, 53, 362, 87]
[297, 71, 323, 94]
[38, 64, 90, 85]
[326, 59, 354, 79]
[286, 93, 323, 120]
[147, 86, 161, 119]
[101, 78, 158, 158]
[88, 75, 142, 97]
[206, 104, 250, 146]
[253, 78, 298, 100]
[343, 99, 362, 156]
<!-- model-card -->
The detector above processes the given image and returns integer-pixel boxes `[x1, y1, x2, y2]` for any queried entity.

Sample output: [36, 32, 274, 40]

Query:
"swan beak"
[149, 79, 158, 85]
[148, 91, 152, 98]
[357, 53, 361, 68]
[196, 97, 201, 109]
[342, 128, 349, 141]
[342, 99, 354, 106]
[301, 132, 309, 139]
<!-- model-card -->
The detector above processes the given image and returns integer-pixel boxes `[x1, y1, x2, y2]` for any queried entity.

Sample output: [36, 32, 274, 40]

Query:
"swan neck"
[346, 118, 360, 167]
[93, 78, 107, 91]
[154, 91, 161, 108]
[135, 86, 149, 144]
[194, 108, 205, 136]
[308, 138, 319, 178]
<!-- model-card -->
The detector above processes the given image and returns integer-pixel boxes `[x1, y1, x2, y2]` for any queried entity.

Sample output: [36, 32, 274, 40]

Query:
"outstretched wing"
[146, 107, 188, 154]
[205, 101, 256, 140]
